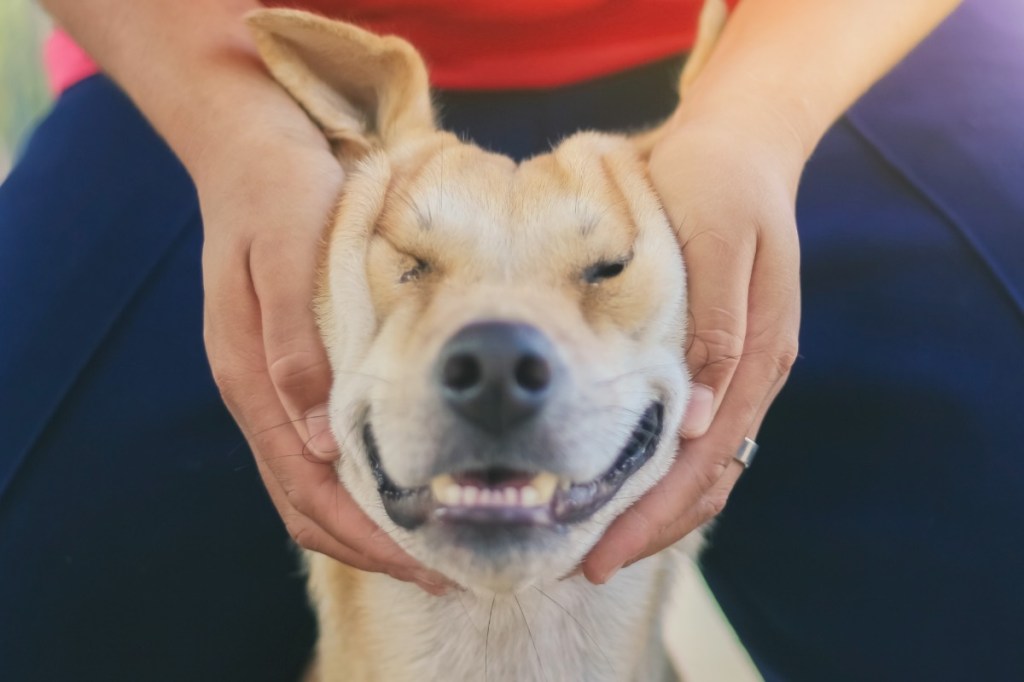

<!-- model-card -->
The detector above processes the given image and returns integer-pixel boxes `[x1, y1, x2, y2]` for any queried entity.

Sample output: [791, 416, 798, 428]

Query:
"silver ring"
[734, 437, 758, 469]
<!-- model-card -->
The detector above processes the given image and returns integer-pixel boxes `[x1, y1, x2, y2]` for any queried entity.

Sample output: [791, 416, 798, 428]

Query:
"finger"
[617, 359, 789, 572]
[582, 237, 798, 582]
[204, 249, 423, 575]
[676, 222, 757, 438]
[248, 181, 342, 455]
[252, 452, 440, 580]
[241, 344, 423, 573]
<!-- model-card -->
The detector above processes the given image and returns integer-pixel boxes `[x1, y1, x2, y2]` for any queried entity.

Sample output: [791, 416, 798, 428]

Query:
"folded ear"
[629, 0, 728, 159]
[247, 9, 435, 164]
[679, 0, 728, 94]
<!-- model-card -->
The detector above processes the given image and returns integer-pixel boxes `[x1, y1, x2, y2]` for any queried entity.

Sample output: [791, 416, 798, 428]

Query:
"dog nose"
[437, 322, 557, 434]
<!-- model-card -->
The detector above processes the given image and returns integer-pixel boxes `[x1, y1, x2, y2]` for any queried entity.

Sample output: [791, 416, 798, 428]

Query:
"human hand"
[581, 113, 802, 583]
[196, 123, 449, 595]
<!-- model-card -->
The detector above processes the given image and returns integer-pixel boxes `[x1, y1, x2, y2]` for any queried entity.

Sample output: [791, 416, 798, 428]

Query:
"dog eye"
[400, 258, 431, 283]
[583, 258, 629, 284]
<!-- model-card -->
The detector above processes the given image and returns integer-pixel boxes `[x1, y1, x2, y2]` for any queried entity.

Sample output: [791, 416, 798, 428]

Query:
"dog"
[248, 4, 727, 679]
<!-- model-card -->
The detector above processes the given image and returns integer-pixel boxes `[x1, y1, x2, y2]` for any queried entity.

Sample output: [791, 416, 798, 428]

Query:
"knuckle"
[286, 520, 319, 552]
[682, 452, 730, 496]
[745, 326, 799, 381]
[283, 483, 312, 517]
[689, 324, 745, 375]
[268, 349, 327, 392]
[698, 487, 732, 522]
[208, 360, 240, 399]
[773, 339, 799, 377]
[683, 226, 754, 258]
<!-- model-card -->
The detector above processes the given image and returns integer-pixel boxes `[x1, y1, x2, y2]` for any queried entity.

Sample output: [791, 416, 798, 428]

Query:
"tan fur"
[305, 558, 377, 682]
[248, 6, 727, 681]
[680, 0, 729, 93]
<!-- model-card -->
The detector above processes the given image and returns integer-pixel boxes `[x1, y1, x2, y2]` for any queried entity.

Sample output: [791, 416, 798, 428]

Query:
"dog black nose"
[437, 322, 557, 434]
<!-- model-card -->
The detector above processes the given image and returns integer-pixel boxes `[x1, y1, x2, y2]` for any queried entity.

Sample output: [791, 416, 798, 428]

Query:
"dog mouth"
[364, 402, 664, 530]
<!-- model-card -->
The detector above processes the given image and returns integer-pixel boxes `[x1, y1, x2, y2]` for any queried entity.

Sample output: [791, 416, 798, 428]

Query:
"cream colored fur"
[248, 7, 727, 681]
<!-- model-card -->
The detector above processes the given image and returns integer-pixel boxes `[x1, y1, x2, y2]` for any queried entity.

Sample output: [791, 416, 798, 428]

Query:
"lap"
[0, 76, 314, 682]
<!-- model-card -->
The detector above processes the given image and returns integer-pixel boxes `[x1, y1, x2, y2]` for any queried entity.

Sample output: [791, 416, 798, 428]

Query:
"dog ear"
[630, 0, 728, 159]
[247, 9, 435, 164]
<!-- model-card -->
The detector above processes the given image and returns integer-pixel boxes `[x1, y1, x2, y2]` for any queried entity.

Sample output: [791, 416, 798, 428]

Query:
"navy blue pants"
[2, 0, 1021, 679]
[702, 2, 1024, 679]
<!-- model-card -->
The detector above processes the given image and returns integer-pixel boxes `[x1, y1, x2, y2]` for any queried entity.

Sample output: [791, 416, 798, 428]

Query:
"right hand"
[195, 121, 450, 594]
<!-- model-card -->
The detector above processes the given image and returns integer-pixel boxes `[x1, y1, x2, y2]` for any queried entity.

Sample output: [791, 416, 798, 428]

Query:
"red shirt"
[47, 0, 738, 94]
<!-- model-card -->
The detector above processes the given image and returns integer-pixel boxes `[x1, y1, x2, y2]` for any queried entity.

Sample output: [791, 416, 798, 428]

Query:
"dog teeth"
[442, 484, 462, 507]
[428, 471, 564, 509]
[531, 472, 558, 503]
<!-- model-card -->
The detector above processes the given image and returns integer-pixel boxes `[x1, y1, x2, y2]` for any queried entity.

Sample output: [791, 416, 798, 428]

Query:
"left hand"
[581, 112, 803, 583]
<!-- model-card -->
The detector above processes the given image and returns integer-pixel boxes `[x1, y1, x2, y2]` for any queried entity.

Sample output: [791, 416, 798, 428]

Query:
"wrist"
[657, 95, 808, 200]
[167, 55, 331, 186]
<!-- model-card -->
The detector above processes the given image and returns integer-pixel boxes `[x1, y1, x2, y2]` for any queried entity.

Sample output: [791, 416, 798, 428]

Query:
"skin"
[41, 0, 961, 592]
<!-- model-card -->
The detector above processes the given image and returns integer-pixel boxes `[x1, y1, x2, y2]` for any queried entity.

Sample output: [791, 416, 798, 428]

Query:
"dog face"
[250, 10, 689, 592]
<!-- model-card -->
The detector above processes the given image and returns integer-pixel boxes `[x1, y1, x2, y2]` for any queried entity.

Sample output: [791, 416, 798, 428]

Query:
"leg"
[0, 76, 315, 682]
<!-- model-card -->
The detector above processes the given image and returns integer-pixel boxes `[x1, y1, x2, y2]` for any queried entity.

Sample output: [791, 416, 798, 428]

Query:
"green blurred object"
[1, 0, 51, 177]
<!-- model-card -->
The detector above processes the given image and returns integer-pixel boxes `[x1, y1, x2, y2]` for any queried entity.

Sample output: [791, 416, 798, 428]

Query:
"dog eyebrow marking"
[544, 156, 598, 238]
[598, 154, 639, 241]
[579, 211, 601, 238]
[382, 139, 450, 233]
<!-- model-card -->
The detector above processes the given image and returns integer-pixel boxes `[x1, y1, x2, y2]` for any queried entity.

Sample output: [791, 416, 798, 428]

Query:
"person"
[2, 0, 1019, 680]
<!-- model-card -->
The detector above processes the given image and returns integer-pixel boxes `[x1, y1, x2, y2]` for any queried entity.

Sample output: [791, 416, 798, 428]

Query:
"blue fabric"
[700, 0, 1024, 679]
[0, 78, 316, 681]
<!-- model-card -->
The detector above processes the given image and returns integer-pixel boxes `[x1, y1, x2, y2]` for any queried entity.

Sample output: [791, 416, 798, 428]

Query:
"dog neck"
[306, 552, 680, 682]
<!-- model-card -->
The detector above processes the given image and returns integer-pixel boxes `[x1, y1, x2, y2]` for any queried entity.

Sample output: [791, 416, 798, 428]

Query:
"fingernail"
[681, 384, 714, 438]
[594, 562, 625, 585]
[304, 404, 339, 460]
[413, 570, 459, 595]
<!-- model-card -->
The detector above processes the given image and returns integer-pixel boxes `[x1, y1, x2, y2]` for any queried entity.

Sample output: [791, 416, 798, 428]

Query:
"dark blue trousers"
[702, 2, 1024, 679]
[2, 0, 1021, 679]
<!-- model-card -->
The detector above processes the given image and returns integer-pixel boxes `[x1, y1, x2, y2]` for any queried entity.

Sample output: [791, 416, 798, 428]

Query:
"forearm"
[677, 0, 962, 165]
[39, 0, 326, 182]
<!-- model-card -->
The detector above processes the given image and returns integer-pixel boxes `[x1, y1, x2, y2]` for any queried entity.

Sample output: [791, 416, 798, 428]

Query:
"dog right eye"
[400, 258, 431, 283]
[583, 258, 628, 284]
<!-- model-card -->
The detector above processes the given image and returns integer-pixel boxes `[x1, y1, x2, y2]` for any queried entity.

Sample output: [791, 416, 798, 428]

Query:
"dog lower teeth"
[430, 472, 558, 509]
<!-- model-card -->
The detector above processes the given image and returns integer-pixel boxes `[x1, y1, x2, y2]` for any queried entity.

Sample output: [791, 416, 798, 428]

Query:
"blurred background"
[1, 0, 50, 179]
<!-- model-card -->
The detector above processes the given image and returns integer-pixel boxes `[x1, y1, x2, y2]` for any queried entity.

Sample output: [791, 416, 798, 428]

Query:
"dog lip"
[549, 402, 663, 524]
[364, 403, 664, 530]
[363, 424, 432, 529]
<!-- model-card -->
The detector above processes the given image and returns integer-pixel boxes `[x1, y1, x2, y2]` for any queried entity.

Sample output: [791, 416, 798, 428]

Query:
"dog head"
[250, 10, 690, 592]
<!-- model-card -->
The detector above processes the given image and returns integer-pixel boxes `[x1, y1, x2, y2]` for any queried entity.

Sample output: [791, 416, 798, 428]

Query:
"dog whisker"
[533, 586, 614, 675]
[484, 595, 496, 681]
[514, 594, 546, 682]
[455, 589, 485, 636]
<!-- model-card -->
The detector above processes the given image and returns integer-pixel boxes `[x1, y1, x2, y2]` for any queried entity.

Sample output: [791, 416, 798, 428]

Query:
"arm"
[584, 0, 961, 582]
[40, 0, 446, 591]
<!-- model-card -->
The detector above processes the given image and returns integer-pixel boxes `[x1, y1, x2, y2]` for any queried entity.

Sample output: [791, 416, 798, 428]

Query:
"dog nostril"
[514, 354, 550, 393]
[443, 353, 482, 392]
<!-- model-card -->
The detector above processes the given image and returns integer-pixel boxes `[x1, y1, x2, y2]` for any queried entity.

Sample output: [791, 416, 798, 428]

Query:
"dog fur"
[248, 5, 727, 680]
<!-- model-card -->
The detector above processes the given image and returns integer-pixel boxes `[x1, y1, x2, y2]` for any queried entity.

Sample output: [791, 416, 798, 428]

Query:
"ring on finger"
[734, 437, 758, 469]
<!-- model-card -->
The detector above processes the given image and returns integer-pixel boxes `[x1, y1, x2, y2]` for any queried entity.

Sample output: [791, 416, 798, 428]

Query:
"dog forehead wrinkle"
[513, 151, 633, 256]
[391, 144, 515, 242]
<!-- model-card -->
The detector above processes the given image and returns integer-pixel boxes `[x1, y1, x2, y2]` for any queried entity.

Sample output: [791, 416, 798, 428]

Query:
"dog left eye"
[583, 258, 629, 284]
[400, 258, 431, 283]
